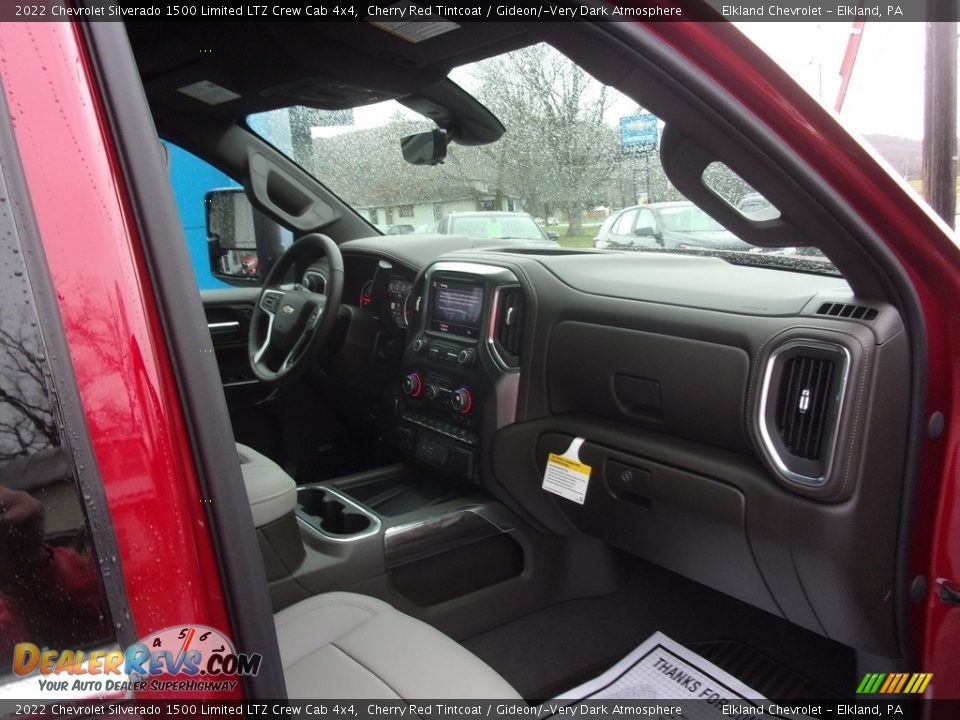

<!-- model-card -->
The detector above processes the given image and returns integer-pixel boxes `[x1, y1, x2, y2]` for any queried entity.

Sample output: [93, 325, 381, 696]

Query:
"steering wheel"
[248, 233, 344, 387]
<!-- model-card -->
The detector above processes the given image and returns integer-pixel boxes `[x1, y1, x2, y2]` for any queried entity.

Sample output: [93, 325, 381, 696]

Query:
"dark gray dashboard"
[520, 252, 847, 315]
[336, 238, 909, 659]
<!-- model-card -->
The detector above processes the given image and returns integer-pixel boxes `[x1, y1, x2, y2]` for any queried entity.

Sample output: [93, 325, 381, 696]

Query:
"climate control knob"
[450, 386, 473, 414]
[401, 372, 422, 398]
[425, 384, 440, 401]
[457, 348, 476, 367]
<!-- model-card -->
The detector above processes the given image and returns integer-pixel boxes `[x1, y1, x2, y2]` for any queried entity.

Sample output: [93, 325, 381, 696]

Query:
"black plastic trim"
[0, 81, 136, 648]
[79, 20, 287, 698]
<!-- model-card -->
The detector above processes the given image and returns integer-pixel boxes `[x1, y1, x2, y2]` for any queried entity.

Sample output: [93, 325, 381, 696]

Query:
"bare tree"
[288, 45, 625, 234]
[471, 45, 621, 235]
[0, 307, 58, 461]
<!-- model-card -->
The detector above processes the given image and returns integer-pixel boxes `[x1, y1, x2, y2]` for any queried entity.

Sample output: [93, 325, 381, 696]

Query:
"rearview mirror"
[401, 129, 447, 166]
[206, 188, 259, 281]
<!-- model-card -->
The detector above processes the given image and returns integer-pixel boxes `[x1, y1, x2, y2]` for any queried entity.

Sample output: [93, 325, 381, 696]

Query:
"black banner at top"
[1, 0, 958, 23]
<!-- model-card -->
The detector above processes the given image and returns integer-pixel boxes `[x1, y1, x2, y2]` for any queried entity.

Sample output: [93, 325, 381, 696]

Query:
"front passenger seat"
[275, 591, 520, 699]
[236, 443, 522, 700]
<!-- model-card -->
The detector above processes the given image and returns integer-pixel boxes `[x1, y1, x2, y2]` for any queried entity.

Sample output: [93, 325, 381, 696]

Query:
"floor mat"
[690, 641, 837, 700]
[462, 562, 855, 699]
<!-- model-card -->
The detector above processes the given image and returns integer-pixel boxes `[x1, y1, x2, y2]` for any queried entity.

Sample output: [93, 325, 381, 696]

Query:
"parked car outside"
[437, 211, 560, 245]
[594, 201, 752, 251]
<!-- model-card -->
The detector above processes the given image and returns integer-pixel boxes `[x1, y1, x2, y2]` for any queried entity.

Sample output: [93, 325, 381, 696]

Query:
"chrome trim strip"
[295, 486, 382, 543]
[487, 283, 522, 373]
[756, 339, 851, 487]
[383, 505, 516, 568]
[207, 321, 240, 330]
[430, 261, 516, 277]
[385, 504, 516, 540]
[222, 379, 260, 388]
[253, 289, 284, 364]
[252, 313, 274, 364]
[303, 270, 327, 294]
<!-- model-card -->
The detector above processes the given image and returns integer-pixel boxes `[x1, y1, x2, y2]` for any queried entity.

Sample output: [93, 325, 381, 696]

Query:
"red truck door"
[0, 20, 286, 701]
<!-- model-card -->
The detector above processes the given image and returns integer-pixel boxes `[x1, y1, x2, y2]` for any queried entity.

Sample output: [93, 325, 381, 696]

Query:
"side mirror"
[547, 232, 560, 241]
[401, 129, 447, 166]
[635, 226, 658, 238]
[206, 188, 260, 282]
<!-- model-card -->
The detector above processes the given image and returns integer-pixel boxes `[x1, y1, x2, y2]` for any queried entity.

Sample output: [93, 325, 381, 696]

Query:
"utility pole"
[922, 11, 957, 228]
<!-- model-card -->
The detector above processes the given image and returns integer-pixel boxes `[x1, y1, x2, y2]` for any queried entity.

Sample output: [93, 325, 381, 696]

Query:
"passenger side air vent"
[492, 286, 525, 368]
[815, 302, 877, 321]
[776, 356, 836, 460]
[759, 341, 849, 486]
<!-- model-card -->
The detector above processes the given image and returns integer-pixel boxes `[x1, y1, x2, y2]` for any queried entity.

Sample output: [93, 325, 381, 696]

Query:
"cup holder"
[296, 487, 379, 540]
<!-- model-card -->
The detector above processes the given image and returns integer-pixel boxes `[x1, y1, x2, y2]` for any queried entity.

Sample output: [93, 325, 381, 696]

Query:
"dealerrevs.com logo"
[13, 625, 261, 694]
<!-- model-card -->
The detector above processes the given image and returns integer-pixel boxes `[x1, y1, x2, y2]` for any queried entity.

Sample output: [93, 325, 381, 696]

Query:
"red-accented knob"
[402, 372, 422, 398]
[450, 387, 473, 414]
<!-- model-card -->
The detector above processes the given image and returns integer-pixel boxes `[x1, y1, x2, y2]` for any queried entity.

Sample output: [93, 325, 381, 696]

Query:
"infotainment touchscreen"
[429, 278, 484, 339]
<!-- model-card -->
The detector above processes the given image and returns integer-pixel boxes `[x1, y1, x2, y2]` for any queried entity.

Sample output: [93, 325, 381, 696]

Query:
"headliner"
[126, 21, 537, 121]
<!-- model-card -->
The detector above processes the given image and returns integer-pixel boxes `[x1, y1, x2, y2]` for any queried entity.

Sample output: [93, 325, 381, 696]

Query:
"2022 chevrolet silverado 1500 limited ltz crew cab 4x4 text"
[1, 11, 959, 708]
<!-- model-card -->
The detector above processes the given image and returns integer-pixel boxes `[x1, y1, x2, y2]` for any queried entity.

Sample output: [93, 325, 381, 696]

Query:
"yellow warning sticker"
[542, 452, 592, 505]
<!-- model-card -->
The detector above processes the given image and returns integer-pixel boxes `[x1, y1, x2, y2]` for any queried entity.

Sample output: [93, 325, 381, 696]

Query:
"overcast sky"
[736, 22, 940, 140]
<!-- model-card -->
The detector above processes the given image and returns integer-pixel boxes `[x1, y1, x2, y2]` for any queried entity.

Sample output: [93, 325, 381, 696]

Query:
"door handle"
[935, 578, 960, 605]
[207, 320, 241, 338]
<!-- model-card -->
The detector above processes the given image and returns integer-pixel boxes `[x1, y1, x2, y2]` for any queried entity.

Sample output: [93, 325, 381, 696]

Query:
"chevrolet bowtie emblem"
[280, 305, 294, 315]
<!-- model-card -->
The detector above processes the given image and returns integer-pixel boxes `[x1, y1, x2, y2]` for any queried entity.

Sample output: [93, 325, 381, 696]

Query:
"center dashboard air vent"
[758, 341, 849, 487]
[491, 286, 525, 368]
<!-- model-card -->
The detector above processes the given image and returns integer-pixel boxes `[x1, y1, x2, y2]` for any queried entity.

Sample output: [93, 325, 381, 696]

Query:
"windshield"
[247, 43, 835, 275]
[658, 206, 726, 233]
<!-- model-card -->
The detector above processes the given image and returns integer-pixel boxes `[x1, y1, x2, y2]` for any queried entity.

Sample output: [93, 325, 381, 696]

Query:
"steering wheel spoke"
[306, 296, 326, 326]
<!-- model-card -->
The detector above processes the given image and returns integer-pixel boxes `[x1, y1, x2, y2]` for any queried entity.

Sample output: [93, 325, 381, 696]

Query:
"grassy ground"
[907, 178, 960, 193]
[547, 222, 601, 248]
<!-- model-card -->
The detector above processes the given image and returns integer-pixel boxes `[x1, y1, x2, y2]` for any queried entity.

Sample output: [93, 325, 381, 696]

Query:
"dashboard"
[312, 234, 909, 660]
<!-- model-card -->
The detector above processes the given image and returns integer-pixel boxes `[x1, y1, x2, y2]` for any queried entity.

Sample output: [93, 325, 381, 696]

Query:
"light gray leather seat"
[236, 443, 522, 699]
[237, 442, 297, 527]
[275, 592, 521, 699]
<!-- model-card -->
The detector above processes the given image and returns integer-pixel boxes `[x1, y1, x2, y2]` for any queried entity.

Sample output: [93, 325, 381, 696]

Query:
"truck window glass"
[0, 179, 117, 679]
[164, 142, 238, 290]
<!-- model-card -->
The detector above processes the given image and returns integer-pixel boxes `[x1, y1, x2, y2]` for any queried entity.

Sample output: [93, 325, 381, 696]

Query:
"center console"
[396, 261, 525, 482]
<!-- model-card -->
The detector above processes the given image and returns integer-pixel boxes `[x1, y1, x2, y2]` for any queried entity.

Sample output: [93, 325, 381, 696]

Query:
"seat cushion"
[275, 592, 521, 699]
[236, 442, 296, 527]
